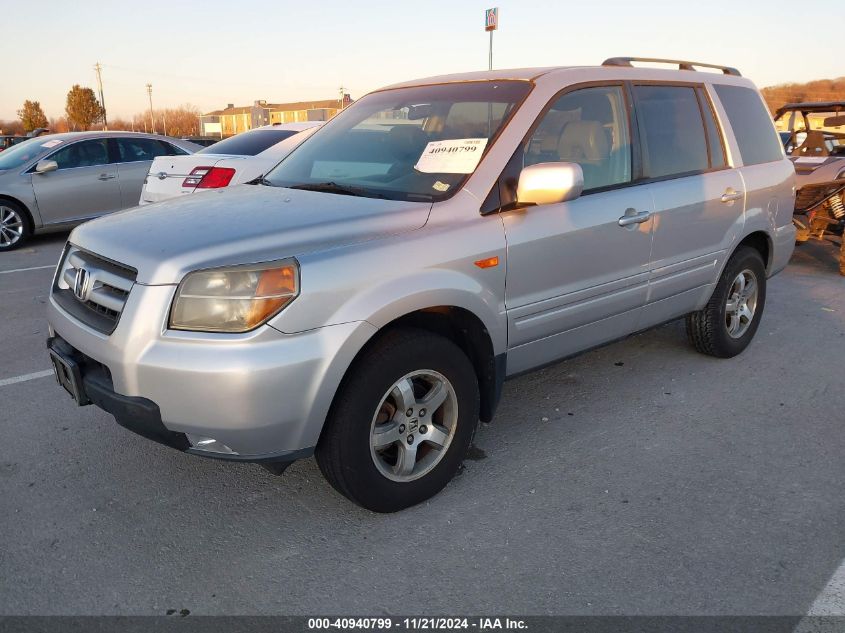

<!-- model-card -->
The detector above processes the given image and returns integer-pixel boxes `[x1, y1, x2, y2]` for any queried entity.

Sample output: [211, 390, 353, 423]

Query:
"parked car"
[47, 58, 795, 512]
[0, 132, 200, 250]
[139, 123, 322, 205]
[0, 135, 27, 152]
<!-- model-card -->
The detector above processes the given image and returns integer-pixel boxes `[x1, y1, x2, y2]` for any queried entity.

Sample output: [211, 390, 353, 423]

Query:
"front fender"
[330, 268, 507, 355]
[270, 215, 509, 354]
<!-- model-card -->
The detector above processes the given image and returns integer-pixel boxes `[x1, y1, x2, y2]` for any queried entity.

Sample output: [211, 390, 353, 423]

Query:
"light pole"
[146, 83, 154, 134]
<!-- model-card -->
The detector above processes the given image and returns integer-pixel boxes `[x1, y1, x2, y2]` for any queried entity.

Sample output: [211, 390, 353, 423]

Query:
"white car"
[139, 122, 322, 205]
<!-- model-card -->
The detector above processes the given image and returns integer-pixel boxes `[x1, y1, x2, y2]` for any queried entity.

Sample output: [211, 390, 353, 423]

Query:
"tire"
[0, 200, 32, 252]
[315, 327, 480, 512]
[686, 246, 767, 358]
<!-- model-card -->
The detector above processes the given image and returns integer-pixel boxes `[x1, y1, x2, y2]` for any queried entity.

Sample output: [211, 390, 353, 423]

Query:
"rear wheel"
[0, 201, 31, 251]
[316, 327, 479, 512]
[686, 246, 767, 358]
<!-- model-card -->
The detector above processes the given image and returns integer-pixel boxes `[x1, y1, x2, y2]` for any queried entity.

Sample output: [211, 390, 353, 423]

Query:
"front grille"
[52, 246, 137, 334]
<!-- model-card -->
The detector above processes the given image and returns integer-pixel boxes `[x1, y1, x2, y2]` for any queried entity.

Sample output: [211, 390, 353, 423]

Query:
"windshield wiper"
[287, 181, 387, 199]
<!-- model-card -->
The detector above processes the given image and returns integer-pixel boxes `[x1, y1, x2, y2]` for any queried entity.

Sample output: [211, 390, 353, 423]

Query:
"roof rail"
[602, 57, 741, 77]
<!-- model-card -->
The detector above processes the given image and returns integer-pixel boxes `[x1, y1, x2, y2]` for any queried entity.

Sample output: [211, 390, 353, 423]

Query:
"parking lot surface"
[1, 232, 843, 615]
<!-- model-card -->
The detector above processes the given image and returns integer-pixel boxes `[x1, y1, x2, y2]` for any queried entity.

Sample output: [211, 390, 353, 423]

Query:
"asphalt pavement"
[1, 231, 843, 616]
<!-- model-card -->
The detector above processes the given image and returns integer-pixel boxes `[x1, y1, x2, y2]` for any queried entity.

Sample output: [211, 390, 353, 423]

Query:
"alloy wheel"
[369, 369, 458, 483]
[0, 206, 24, 248]
[725, 269, 758, 339]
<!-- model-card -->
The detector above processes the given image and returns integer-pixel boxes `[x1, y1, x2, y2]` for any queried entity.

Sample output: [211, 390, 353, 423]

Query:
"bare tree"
[48, 117, 70, 133]
[0, 119, 25, 135]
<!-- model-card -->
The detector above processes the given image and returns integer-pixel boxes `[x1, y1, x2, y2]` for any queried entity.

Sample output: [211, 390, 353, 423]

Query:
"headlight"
[170, 259, 299, 333]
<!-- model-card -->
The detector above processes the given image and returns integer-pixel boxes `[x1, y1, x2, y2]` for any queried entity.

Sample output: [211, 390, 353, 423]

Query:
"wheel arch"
[736, 230, 772, 273]
[0, 194, 37, 230]
[326, 305, 505, 428]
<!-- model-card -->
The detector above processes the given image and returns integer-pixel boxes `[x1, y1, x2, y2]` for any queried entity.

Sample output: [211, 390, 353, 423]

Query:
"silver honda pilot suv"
[47, 58, 796, 512]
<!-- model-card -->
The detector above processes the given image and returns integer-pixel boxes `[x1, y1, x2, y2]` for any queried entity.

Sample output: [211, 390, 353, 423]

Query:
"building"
[199, 96, 351, 138]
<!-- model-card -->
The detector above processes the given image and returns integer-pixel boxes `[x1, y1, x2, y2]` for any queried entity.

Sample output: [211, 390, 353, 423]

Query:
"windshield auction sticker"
[40, 140, 63, 148]
[415, 138, 489, 174]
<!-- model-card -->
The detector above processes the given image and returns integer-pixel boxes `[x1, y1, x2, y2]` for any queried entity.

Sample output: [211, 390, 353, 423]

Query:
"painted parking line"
[0, 369, 54, 388]
[0, 264, 55, 275]
[794, 557, 845, 632]
[806, 557, 845, 615]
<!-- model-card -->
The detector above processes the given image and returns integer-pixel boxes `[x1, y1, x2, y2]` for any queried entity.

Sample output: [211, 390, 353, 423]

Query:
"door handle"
[618, 209, 651, 227]
[98, 174, 116, 181]
[721, 189, 744, 204]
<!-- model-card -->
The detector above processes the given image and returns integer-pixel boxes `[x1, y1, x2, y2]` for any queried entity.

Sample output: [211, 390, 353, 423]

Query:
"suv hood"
[70, 185, 432, 285]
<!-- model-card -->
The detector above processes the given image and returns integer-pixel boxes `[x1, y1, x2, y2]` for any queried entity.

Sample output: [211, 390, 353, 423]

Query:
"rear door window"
[713, 84, 784, 166]
[115, 138, 170, 163]
[633, 85, 709, 179]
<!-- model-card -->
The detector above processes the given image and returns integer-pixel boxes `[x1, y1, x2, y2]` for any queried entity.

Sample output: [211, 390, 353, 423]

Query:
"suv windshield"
[264, 81, 532, 202]
[0, 136, 56, 170]
[198, 129, 298, 156]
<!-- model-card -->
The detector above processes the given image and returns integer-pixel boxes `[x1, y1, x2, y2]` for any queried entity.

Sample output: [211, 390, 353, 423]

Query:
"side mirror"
[516, 162, 584, 206]
[35, 159, 58, 174]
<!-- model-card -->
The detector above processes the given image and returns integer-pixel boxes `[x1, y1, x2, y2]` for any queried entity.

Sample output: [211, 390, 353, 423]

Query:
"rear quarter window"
[713, 85, 784, 166]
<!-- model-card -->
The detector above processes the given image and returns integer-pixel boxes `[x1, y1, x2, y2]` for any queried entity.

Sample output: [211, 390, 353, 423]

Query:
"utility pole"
[94, 62, 108, 130]
[146, 83, 154, 134]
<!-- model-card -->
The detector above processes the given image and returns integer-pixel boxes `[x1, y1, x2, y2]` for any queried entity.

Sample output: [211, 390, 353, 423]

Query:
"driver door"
[31, 138, 122, 225]
[502, 84, 655, 375]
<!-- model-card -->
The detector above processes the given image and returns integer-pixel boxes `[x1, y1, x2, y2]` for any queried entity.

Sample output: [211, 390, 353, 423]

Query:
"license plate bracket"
[49, 346, 90, 406]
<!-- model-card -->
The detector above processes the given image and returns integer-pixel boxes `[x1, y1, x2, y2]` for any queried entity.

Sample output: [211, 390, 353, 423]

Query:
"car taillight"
[182, 166, 236, 189]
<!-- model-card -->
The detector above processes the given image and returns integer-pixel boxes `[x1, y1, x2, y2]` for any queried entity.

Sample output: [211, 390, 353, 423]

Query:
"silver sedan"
[0, 131, 200, 251]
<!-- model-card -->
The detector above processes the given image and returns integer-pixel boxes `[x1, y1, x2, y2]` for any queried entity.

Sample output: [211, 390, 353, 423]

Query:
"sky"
[1, 0, 843, 122]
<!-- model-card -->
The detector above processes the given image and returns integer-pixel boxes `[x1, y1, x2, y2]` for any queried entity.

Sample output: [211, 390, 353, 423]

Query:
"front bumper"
[47, 283, 377, 460]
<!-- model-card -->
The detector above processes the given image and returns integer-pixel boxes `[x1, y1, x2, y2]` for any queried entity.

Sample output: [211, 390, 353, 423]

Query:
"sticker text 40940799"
[414, 138, 489, 174]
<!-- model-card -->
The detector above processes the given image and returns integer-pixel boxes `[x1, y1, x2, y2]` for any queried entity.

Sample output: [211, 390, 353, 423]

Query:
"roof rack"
[602, 57, 741, 77]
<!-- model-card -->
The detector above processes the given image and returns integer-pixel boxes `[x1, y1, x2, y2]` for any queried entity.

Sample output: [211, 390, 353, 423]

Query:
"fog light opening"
[186, 434, 238, 456]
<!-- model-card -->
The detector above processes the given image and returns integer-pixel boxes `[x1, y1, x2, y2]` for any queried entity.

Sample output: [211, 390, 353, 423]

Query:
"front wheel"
[686, 246, 767, 358]
[315, 327, 480, 512]
[0, 201, 31, 251]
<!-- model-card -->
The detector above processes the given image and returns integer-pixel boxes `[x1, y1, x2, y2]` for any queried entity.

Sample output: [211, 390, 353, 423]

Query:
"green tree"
[17, 100, 48, 132]
[65, 85, 103, 131]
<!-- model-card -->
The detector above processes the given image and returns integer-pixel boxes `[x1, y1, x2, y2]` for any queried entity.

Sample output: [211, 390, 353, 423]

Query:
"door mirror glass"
[517, 162, 583, 206]
[35, 159, 58, 174]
